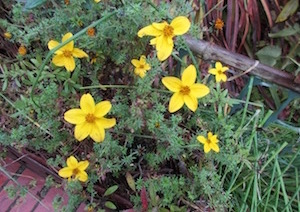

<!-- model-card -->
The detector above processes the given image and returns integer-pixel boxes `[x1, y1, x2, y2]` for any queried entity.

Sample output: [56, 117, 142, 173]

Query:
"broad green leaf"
[269, 24, 300, 38]
[103, 185, 118, 196]
[24, 0, 47, 9]
[255, 46, 281, 66]
[125, 172, 136, 192]
[104, 201, 117, 210]
[275, 0, 299, 23]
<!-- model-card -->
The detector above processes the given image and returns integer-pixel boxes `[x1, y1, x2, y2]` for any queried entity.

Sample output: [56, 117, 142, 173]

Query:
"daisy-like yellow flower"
[197, 132, 220, 153]
[18, 45, 27, 56]
[215, 18, 224, 30]
[131, 55, 151, 78]
[208, 62, 229, 82]
[48, 32, 88, 72]
[137, 16, 190, 61]
[58, 156, 89, 182]
[162, 65, 210, 113]
[4, 32, 12, 39]
[64, 93, 116, 142]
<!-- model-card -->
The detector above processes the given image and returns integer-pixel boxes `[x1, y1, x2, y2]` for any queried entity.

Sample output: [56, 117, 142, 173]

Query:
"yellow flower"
[131, 55, 151, 78]
[208, 61, 229, 82]
[48, 32, 88, 72]
[138, 16, 190, 61]
[4, 32, 12, 39]
[94, 0, 101, 2]
[18, 45, 27, 56]
[64, 93, 116, 142]
[214, 18, 224, 30]
[197, 132, 220, 153]
[58, 156, 89, 182]
[162, 65, 210, 113]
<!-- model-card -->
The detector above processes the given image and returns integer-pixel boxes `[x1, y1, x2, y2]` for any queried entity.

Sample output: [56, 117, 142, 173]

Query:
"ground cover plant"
[0, 0, 299, 211]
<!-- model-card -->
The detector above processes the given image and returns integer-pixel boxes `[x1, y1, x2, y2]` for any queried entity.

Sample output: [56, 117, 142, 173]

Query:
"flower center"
[180, 86, 190, 95]
[217, 70, 223, 75]
[206, 139, 211, 144]
[85, 114, 96, 123]
[63, 50, 72, 57]
[163, 25, 174, 37]
[139, 64, 144, 69]
[72, 168, 79, 175]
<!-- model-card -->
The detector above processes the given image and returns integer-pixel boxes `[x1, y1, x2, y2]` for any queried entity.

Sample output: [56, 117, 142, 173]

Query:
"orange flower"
[87, 27, 96, 37]
[18, 45, 27, 56]
[215, 18, 224, 30]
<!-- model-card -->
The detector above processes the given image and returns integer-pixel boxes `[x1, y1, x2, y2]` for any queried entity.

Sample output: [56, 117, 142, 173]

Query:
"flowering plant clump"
[208, 61, 229, 82]
[162, 65, 210, 113]
[197, 132, 220, 153]
[131, 55, 151, 78]
[138, 16, 190, 61]
[58, 156, 89, 182]
[64, 93, 116, 142]
[48, 32, 88, 72]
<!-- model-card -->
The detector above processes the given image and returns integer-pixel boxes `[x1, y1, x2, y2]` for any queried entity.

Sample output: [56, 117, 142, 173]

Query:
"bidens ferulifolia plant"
[1, 0, 299, 211]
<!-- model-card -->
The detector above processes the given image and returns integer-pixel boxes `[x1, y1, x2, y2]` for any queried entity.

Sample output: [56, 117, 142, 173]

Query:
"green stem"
[30, 10, 118, 107]
[79, 84, 171, 93]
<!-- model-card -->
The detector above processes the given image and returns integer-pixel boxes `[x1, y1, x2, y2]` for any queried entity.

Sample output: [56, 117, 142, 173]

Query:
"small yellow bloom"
[94, 0, 101, 2]
[48, 32, 88, 72]
[162, 65, 210, 113]
[197, 132, 220, 153]
[87, 27, 95, 37]
[64, 93, 116, 142]
[215, 18, 224, 30]
[131, 55, 151, 78]
[208, 61, 229, 82]
[58, 156, 89, 182]
[138, 16, 190, 61]
[18, 45, 27, 56]
[4, 32, 12, 39]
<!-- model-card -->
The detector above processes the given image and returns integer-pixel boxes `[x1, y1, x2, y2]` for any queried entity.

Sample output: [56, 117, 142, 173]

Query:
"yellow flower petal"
[215, 74, 222, 82]
[190, 84, 210, 98]
[208, 68, 217, 75]
[52, 54, 66, 67]
[90, 125, 105, 142]
[77, 160, 89, 171]
[222, 67, 229, 72]
[72, 48, 88, 58]
[67, 156, 78, 168]
[48, 40, 62, 54]
[58, 167, 73, 178]
[156, 36, 173, 61]
[150, 37, 158, 45]
[170, 16, 191, 35]
[197, 136, 206, 144]
[140, 55, 147, 63]
[162, 77, 182, 92]
[61, 32, 74, 51]
[77, 171, 88, 182]
[169, 92, 184, 113]
[63, 56, 76, 72]
[137, 25, 162, 38]
[208, 132, 213, 138]
[204, 144, 211, 153]
[184, 94, 198, 112]
[64, 109, 86, 124]
[152, 22, 168, 31]
[211, 143, 220, 152]
[74, 122, 92, 141]
[181, 65, 196, 86]
[215, 62, 222, 70]
[94, 101, 111, 117]
[96, 117, 116, 129]
[219, 74, 227, 82]
[131, 59, 140, 67]
[80, 93, 95, 114]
